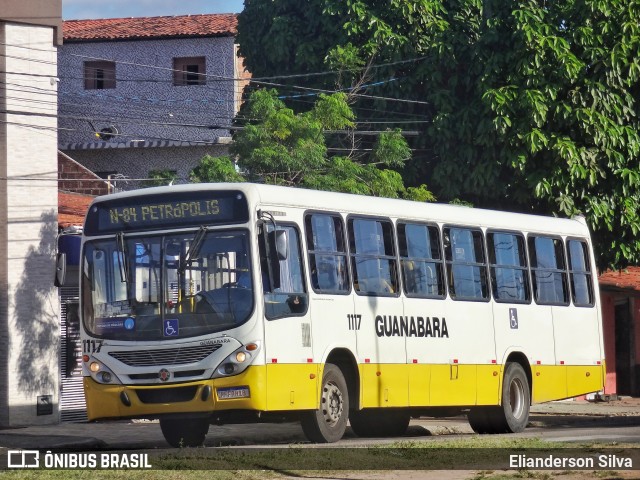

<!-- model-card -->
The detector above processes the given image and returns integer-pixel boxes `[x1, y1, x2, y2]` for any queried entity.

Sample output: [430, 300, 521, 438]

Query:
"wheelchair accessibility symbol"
[509, 308, 518, 329]
[164, 319, 179, 337]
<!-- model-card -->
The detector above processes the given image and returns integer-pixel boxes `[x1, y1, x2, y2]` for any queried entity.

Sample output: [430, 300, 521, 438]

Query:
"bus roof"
[90, 183, 590, 238]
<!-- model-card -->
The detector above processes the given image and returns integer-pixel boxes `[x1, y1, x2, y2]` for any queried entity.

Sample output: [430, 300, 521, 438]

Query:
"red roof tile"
[599, 267, 640, 292]
[63, 14, 237, 42]
[59, 191, 94, 228]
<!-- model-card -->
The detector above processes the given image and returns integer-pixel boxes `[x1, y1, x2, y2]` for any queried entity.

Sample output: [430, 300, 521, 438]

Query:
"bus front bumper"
[84, 366, 267, 421]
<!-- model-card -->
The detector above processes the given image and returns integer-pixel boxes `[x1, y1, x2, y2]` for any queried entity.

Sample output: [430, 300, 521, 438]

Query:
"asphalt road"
[2, 407, 640, 472]
[1, 409, 640, 451]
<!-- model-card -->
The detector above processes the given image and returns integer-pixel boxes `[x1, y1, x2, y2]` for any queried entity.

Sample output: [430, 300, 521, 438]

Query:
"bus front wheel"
[160, 417, 209, 447]
[301, 363, 349, 443]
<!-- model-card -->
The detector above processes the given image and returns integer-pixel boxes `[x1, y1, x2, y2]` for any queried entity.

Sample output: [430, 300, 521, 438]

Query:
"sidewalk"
[530, 396, 640, 417]
[0, 398, 637, 452]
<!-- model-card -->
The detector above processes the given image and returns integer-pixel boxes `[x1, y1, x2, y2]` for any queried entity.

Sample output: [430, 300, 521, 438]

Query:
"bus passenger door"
[261, 224, 318, 411]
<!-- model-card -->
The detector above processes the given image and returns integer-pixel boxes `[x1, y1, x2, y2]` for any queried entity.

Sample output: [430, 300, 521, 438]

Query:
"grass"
[1, 438, 637, 480]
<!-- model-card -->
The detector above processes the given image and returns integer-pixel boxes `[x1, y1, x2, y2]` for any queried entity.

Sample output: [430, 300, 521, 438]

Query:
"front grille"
[174, 370, 206, 378]
[128, 370, 206, 381]
[135, 386, 198, 404]
[109, 344, 222, 367]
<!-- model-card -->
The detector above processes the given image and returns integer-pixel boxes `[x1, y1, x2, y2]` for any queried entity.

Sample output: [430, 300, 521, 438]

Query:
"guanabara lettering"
[375, 315, 449, 338]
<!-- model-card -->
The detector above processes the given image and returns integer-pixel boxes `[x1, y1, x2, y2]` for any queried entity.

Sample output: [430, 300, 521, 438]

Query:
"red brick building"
[58, 151, 109, 227]
[599, 268, 640, 396]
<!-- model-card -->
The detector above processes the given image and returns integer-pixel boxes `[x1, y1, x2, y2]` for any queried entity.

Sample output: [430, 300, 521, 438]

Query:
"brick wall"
[58, 151, 109, 196]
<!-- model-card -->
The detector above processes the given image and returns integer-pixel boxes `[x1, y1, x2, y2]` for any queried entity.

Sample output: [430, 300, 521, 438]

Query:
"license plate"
[217, 386, 250, 399]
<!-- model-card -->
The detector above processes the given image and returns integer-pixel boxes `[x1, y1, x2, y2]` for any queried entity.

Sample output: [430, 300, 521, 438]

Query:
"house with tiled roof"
[57, 14, 250, 190]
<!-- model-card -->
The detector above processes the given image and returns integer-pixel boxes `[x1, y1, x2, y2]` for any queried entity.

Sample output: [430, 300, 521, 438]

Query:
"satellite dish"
[98, 125, 119, 141]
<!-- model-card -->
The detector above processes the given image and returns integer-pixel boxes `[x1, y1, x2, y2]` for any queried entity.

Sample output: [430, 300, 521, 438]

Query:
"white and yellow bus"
[76, 183, 604, 446]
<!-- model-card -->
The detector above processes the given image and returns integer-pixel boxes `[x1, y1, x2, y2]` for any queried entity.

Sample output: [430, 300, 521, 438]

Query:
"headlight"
[212, 342, 261, 378]
[83, 357, 121, 385]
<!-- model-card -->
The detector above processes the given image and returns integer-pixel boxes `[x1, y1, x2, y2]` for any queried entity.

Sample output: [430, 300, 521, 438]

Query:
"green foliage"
[371, 129, 412, 168]
[189, 155, 244, 183]
[406, 185, 437, 203]
[231, 89, 327, 185]
[238, 0, 640, 269]
[145, 169, 177, 187]
[231, 89, 434, 200]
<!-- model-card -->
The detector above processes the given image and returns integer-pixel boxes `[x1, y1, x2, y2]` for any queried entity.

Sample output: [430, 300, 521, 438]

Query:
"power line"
[0, 49, 432, 107]
[2, 40, 431, 82]
[1, 77, 431, 127]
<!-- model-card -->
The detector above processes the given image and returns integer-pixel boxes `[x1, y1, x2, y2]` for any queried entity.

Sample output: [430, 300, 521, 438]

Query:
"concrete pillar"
[0, 22, 60, 426]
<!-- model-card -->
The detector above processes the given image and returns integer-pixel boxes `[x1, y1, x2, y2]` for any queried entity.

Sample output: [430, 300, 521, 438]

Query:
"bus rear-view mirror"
[274, 230, 288, 261]
[54, 253, 67, 287]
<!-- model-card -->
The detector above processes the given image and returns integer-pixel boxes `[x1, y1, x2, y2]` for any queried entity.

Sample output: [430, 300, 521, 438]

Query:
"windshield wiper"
[116, 232, 130, 286]
[180, 226, 208, 274]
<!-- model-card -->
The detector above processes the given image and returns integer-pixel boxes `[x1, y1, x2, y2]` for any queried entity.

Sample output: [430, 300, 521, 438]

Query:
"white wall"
[0, 22, 60, 426]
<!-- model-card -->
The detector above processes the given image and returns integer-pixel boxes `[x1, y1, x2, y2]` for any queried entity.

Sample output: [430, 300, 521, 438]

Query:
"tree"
[237, 0, 640, 269]
[145, 169, 178, 187]
[189, 155, 244, 183]
[190, 89, 433, 200]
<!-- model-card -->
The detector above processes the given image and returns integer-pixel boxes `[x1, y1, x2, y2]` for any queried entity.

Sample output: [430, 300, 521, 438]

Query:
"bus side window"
[398, 222, 445, 298]
[348, 217, 398, 296]
[567, 239, 594, 307]
[444, 227, 489, 301]
[528, 235, 569, 305]
[262, 224, 308, 319]
[488, 231, 530, 303]
[305, 213, 349, 294]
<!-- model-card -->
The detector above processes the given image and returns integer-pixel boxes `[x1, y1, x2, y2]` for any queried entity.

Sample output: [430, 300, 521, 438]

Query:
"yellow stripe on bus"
[84, 362, 605, 420]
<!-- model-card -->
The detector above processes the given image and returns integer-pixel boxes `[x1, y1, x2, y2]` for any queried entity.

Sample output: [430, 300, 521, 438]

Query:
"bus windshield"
[81, 229, 254, 340]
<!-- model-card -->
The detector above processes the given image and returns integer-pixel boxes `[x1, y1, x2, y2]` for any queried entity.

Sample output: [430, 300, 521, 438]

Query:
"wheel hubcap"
[509, 377, 525, 419]
[321, 381, 343, 426]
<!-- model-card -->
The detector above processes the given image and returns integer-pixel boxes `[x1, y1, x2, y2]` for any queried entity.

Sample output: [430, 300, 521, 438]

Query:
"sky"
[62, 0, 244, 20]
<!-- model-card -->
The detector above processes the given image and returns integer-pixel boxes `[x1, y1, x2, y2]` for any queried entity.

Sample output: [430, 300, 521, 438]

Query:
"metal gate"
[59, 287, 87, 422]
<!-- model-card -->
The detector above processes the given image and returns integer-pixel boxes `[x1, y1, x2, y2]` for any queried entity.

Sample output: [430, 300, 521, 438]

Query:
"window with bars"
[84, 61, 116, 90]
[173, 57, 206, 86]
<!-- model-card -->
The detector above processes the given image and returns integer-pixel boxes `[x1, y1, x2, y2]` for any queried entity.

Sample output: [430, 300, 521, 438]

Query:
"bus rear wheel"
[498, 362, 530, 433]
[301, 363, 349, 443]
[349, 409, 410, 437]
[160, 417, 209, 447]
[467, 406, 496, 434]
[468, 362, 530, 434]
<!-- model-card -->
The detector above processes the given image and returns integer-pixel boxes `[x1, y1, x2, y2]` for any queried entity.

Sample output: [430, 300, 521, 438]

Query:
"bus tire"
[160, 417, 209, 447]
[301, 363, 349, 443]
[494, 362, 530, 433]
[467, 407, 496, 434]
[349, 409, 410, 437]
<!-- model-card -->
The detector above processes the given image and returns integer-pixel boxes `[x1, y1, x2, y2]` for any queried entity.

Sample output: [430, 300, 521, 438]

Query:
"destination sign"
[108, 199, 220, 225]
[84, 190, 249, 235]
